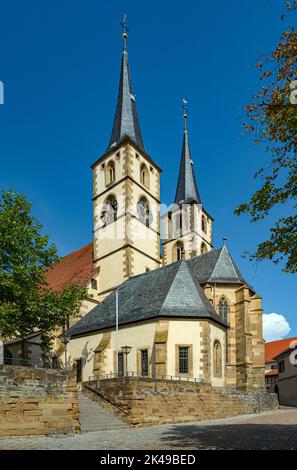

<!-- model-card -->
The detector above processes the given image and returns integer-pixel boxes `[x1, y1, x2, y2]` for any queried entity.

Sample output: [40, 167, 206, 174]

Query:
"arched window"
[105, 161, 115, 185]
[137, 197, 152, 227]
[173, 241, 184, 262]
[174, 212, 182, 232]
[140, 163, 149, 188]
[218, 296, 229, 323]
[213, 340, 222, 378]
[100, 194, 118, 225]
[173, 209, 188, 236]
[201, 242, 208, 254]
[201, 215, 207, 233]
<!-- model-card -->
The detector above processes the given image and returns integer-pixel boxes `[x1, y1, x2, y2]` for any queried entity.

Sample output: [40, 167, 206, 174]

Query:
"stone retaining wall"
[0, 365, 80, 437]
[85, 377, 278, 426]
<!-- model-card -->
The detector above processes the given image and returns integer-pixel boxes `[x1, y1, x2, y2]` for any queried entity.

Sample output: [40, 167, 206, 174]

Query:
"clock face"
[137, 199, 153, 225]
[101, 196, 118, 224]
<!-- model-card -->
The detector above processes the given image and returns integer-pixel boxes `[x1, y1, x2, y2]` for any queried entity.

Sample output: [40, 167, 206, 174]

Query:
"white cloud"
[263, 313, 291, 342]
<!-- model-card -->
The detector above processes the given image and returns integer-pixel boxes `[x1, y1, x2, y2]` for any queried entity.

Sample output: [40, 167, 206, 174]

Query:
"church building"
[48, 23, 265, 391]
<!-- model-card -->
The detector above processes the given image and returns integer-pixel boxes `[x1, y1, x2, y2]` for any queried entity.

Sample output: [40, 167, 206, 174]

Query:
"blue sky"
[0, 1, 296, 338]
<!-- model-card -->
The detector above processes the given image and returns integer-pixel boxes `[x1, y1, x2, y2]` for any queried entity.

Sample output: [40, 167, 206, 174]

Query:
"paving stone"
[0, 407, 296, 450]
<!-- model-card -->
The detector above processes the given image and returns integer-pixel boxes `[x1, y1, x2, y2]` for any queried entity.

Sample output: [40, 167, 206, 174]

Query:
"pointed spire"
[174, 100, 201, 205]
[106, 15, 145, 152]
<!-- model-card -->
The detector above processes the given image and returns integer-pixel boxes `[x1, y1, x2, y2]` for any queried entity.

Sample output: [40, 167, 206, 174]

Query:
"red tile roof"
[265, 369, 279, 377]
[46, 243, 98, 292]
[265, 337, 297, 364]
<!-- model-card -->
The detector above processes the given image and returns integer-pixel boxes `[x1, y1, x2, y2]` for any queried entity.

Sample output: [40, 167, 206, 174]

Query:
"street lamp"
[121, 345, 132, 376]
[60, 332, 70, 368]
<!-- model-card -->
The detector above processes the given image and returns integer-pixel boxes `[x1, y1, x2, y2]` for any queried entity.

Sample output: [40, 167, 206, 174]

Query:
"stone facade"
[92, 141, 161, 301]
[162, 203, 213, 264]
[201, 283, 265, 390]
[66, 318, 229, 387]
[0, 365, 80, 437]
[84, 377, 278, 427]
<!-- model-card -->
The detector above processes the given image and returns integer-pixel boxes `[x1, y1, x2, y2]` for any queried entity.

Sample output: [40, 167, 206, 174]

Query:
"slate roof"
[174, 121, 202, 205]
[106, 39, 144, 153]
[187, 245, 248, 285]
[46, 243, 98, 292]
[66, 259, 229, 338]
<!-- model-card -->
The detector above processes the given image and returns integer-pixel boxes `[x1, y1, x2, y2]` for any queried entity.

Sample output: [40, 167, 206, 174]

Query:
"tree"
[0, 189, 88, 359]
[235, 5, 297, 273]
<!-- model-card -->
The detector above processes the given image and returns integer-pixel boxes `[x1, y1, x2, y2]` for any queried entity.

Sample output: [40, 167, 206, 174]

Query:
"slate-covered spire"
[107, 16, 144, 152]
[174, 100, 201, 205]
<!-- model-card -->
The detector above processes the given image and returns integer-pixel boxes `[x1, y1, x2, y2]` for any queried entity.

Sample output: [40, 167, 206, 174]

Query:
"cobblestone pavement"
[0, 407, 297, 450]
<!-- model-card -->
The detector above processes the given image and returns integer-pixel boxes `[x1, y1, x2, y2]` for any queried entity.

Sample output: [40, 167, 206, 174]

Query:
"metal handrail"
[3, 357, 61, 370]
[88, 371, 205, 383]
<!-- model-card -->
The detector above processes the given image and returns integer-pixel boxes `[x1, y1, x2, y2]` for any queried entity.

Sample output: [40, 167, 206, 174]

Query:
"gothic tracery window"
[213, 340, 222, 378]
[218, 296, 229, 323]
[100, 194, 118, 225]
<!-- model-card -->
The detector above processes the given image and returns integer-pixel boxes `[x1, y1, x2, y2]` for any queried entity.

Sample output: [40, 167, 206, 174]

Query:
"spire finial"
[121, 13, 128, 51]
[182, 98, 188, 130]
[223, 237, 227, 246]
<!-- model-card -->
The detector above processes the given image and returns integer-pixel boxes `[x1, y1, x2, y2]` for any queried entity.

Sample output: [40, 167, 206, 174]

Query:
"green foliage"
[235, 12, 297, 273]
[0, 189, 88, 354]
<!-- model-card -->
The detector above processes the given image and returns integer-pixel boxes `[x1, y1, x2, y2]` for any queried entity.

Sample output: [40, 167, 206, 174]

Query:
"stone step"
[78, 392, 128, 432]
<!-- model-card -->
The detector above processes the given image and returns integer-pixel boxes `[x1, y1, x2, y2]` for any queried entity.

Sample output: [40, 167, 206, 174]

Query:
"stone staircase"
[78, 392, 128, 432]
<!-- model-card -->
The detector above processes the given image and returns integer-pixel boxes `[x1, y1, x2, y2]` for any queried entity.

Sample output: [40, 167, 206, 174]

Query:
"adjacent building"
[265, 337, 297, 405]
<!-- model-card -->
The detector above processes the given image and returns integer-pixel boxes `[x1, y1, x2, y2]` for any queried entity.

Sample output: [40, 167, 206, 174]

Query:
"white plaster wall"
[194, 206, 212, 246]
[93, 151, 124, 197]
[66, 319, 225, 384]
[167, 320, 201, 377]
[109, 321, 157, 373]
[66, 333, 104, 382]
[132, 251, 160, 275]
[67, 321, 157, 382]
[130, 149, 160, 200]
[95, 250, 125, 293]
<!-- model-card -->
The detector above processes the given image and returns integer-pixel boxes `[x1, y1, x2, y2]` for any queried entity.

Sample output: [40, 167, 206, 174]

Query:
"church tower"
[162, 102, 213, 265]
[92, 19, 162, 301]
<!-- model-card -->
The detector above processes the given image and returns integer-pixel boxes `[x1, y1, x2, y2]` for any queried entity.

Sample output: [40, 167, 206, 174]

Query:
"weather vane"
[121, 13, 129, 47]
[182, 98, 188, 129]
[182, 98, 188, 117]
